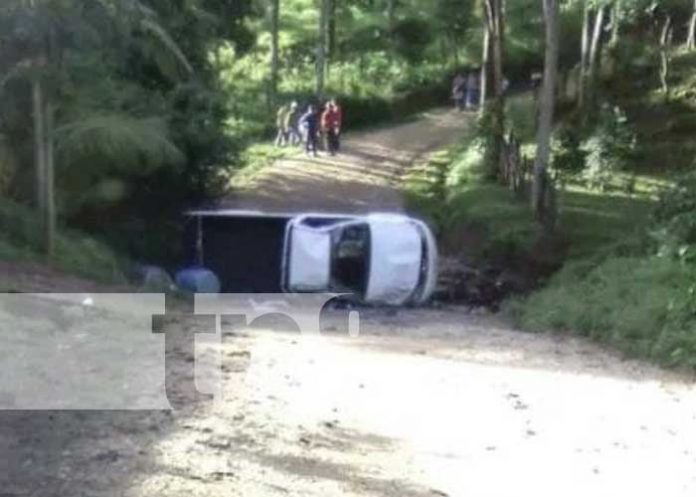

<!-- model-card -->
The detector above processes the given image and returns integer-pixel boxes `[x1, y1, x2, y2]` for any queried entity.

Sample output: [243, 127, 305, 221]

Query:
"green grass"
[558, 186, 654, 259]
[0, 197, 127, 283]
[228, 143, 303, 188]
[505, 256, 696, 369]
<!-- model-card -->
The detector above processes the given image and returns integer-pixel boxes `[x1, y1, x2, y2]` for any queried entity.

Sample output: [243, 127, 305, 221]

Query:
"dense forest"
[4, 0, 696, 366]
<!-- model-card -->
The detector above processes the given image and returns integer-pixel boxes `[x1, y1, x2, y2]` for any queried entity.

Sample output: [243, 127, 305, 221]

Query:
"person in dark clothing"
[321, 99, 343, 156]
[452, 72, 467, 111]
[466, 71, 479, 109]
[299, 105, 319, 157]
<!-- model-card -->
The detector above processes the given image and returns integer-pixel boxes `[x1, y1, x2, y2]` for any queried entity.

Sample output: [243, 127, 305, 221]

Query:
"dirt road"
[2, 110, 696, 497]
[225, 109, 467, 213]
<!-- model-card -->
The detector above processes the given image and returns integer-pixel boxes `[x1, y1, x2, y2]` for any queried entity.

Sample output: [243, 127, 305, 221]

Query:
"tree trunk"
[387, 0, 396, 31]
[31, 77, 56, 257]
[482, 0, 504, 98]
[588, 5, 605, 71]
[44, 101, 55, 258]
[490, 0, 504, 99]
[386, 0, 397, 53]
[479, 25, 489, 108]
[316, 0, 329, 96]
[660, 16, 673, 98]
[578, 0, 590, 110]
[686, 0, 696, 50]
[328, 0, 337, 59]
[586, 4, 606, 105]
[532, 0, 559, 224]
[610, 0, 622, 46]
[32, 78, 46, 217]
[269, 0, 280, 107]
[481, 0, 506, 180]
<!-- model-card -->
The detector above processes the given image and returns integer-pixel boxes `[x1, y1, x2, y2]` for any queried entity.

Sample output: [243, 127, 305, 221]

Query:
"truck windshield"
[330, 224, 370, 296]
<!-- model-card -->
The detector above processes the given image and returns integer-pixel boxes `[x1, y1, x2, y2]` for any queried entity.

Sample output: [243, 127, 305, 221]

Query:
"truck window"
[330, 224, 370, 296]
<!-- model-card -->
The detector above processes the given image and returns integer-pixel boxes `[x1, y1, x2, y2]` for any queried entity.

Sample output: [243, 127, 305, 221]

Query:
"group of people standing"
[275, 99, 343, 157]
[452, 70, 481, 111]
[452, 69, 511, 111]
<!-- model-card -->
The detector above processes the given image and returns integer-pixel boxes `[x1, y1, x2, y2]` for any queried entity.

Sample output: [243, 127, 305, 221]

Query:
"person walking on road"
[452, 72, 466, 111]
[321, 99, 343, 156]
[466, 71, 479, 109]
[285, 101, 301, 146]
[274, 102, 291, 147]
[299, 104, 320, 157]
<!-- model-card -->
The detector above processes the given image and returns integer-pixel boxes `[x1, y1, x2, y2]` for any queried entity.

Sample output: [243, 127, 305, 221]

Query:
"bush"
[581, 105, 637, 191]
[506, 255, 696, 368]
[0, 198, 126, 282]
[652, 172, 696, 260]
[552, 124, 586, 176]
[445, 139, 485, 188]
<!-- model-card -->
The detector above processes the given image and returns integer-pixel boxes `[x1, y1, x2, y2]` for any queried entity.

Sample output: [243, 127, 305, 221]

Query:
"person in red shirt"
[321, 99, 343, 156]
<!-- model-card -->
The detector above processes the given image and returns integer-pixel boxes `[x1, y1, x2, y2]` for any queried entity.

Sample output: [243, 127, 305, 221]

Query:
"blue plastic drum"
[175, 266, 221, 294]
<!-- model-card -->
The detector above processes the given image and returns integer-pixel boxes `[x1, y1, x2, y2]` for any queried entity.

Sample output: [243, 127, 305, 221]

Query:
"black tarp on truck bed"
[184, 215, 290, 293]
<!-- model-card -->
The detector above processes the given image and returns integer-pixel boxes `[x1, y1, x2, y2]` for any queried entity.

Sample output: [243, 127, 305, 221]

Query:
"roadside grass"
[228, 143, 303, 189]
[0, 197, 127, 283]
[558, 185, 655, 259]
[506, 256, 696, 369]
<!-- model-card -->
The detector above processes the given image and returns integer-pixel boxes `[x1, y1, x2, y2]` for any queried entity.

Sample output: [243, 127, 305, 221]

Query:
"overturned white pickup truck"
[184, 210, 438, 306]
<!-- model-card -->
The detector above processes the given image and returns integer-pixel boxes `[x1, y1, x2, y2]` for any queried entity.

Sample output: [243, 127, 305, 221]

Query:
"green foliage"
[405, 133, 541, 266]
[472, 102, 504, 181]
[505, 95, 537, 143]
[506, 256, 696, 369]
[651, 172, 696, 260]
[580, 105, 637, 191]
[445, 184, 541, 264]
[0, 0, 254, 266]
[552, 125, 586, 175]
[392, 18, 433, 62]
[0, 197, 126, 281]
[445, 139, 486, 188]
[56, 116, 184, 174]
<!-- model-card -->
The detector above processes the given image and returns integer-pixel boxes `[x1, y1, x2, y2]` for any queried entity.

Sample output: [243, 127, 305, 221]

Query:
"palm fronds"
[55, 115, 184, 174]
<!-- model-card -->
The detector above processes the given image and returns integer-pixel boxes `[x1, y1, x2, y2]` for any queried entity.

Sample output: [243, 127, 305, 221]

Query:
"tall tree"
[480, 0, 506, 180]
[480, 22, 490, 105]
[587, 4, 606, 85]
[659, 14, 673, 97]
[316, 0, 330, 95]
[483, 0, 504, 100]
[31, 72, 47, 237]
[610, 0, 622, 45]
[686, 0, 696, 49]
[435, 0, 474, 66]
[268, 0, 280, 106]
[0, 0, 194, 257]
[532, 0, 560, 222]
[387, 0, 397, 31]
[578, 0, 591, 110]
[328, 0, 337, 59]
